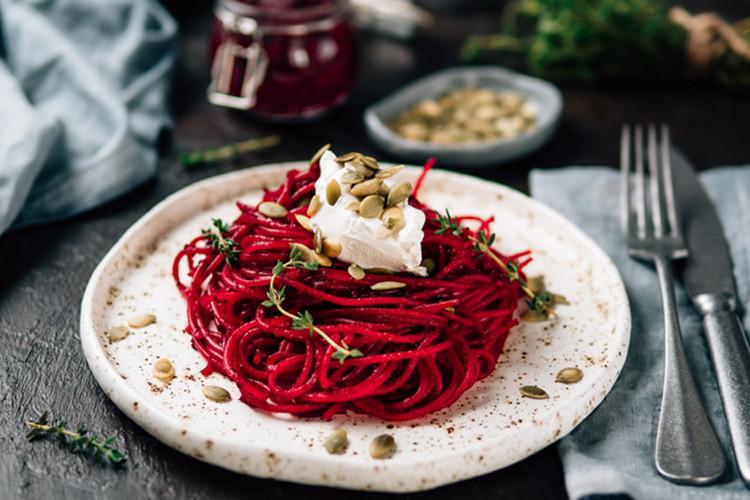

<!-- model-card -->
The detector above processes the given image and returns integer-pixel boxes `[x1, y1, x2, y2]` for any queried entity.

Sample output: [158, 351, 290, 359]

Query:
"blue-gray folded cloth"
[531, 167, 750, 500]
[0, 0, 176, 234]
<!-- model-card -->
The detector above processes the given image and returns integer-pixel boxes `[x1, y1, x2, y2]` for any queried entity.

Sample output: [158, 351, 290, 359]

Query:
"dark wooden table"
[2, 2, 748, 498]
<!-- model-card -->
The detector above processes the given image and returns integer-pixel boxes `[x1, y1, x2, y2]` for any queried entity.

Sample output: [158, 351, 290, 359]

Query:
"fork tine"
[660, 124, 681, 239]
[620, 125, 631, 235]
[634, 125, 647, 238]
[647, 124, 664, 237]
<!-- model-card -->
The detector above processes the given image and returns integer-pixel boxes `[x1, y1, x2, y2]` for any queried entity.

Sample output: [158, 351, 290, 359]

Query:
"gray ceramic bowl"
[364, 66, 562, 167]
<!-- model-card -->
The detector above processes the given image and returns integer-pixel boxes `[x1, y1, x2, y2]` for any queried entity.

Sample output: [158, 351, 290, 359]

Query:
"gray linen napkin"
[531, 167, 750, 500]
[0, 0, 176, 234]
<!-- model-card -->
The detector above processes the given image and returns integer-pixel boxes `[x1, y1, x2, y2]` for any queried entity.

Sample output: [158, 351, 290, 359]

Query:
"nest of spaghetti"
[173, 155, 532, 422]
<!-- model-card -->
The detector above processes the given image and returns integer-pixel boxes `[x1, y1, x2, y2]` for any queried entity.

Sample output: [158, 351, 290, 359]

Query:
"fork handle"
[698, 296, 750, 486]
[653, 257, 726, 484]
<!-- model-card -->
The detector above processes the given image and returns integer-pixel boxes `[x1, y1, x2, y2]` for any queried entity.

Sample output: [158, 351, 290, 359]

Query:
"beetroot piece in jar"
[209, 0, 356, 121]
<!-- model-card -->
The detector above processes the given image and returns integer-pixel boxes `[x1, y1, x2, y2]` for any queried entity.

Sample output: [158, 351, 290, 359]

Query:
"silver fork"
[621, 124, 726, 484]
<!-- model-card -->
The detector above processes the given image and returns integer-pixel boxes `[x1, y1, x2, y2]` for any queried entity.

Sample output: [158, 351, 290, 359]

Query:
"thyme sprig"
[435, 209, 563, 318]
[262, 246, 364, 363]
[25, 412, 127, 467]
[180, 135, 281, 167]
[203, 218, 240, 266]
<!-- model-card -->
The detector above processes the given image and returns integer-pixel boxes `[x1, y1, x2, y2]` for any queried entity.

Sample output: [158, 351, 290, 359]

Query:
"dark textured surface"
[1, 2, 749, 499]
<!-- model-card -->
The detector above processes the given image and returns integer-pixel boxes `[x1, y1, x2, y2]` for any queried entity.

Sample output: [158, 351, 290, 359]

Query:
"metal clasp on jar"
[208, 5, 269, 110]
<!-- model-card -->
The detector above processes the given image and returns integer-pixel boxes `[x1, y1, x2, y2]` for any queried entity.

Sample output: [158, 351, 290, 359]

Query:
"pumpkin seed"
[527, 276, 545, 294]
[369, 434, 396, 459]
[340, 171, 364, 185]
[128, 313, 156, 329]
[553, 294, 569, 305]
[347, 264, 366, 280]
[345, 200, 360, 213]
[153, 358, 175, 383]
[323, 238, 342, 258]
[520, 385, 549, 399]
[326, 179, 341, 205]
[360, 155, 380, 170]
[367, 267, 393, 274]
[375, 165, 404, 179]
[521, 310, 548, 322]
[258, 201, 288, 218]
[421, 257, 436, 275]
[202, 385, 231, 402]
[295, 214, 313, 232]
[359, 195, 385, 219]
[350, 178, 382, 197]
[444, 306, 456, 313]
[313, 227, 324, 254]
[290, 243, 318, 264]
[386, 182, 412, 207]
[309, 143, 330, 165]
[324, 429, 349, 454]
[351, 162, 375, 179]
[307, 195, 322, 216]
[107, 325, 130, 342]
[555, 367, 583, 384]
[370, 281, 406, 291]
[335, 152, 359, 163]
[315, 252, 333, 267]
[381, 207, 405, 232]
[378, 182, 391, 197]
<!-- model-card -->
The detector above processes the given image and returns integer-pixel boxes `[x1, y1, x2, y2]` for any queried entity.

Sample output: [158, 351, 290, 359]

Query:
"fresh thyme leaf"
[299, 261, 319, 271]
[289, 245, 303, 262]
[261, 300, 274, 308]
[24, 412, 127, 467]
[292, 310, 315, 333]
[272, 261, 285, 276]
[435, 209, 463, 236]
[203, 218, 240, 266]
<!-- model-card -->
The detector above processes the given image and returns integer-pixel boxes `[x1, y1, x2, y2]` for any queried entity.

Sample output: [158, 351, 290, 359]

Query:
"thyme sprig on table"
[262, 245, 364, 363]
[203, 218, 240, 266]
[435, 209, 564, 319]
[180, 135, 281, 167]
[25, 412, 127, 467]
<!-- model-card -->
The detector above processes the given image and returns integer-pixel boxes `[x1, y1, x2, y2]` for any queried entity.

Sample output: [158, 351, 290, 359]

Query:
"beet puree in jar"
[209, 0, 356, 121]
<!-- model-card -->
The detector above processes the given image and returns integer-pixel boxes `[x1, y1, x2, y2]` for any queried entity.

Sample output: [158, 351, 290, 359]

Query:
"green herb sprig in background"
[25, 412, 127, 467]
[181, 135, 280, 167]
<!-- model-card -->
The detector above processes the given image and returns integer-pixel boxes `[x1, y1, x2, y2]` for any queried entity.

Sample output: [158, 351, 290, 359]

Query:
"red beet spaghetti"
[173, 149, 537, 421]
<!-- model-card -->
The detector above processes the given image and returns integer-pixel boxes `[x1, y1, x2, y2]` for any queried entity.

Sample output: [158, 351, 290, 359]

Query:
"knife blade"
[672, 149, 750, 486]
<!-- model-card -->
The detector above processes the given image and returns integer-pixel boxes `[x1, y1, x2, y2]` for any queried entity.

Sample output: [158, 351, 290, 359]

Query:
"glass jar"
[208, 0, 356, 121]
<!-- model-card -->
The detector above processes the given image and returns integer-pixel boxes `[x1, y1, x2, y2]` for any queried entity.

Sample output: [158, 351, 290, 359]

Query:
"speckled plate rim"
[80, 163, 630, 492]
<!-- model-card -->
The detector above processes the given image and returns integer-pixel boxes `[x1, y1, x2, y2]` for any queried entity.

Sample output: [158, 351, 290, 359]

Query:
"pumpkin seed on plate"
[290, 243, 318, 264]
[527, 276, 545, 294]
[335, 152, 359, 163]
[107, 325, 130, 342]
[326, 179, 341, 205]
[350, 178, 382, 197]
[315, 252, 332, 267]
[377, 182, 391, 197]
[295, 214, 313, 231]
[324, 429, 349, 454]
[323, 238, 342, 258]
[376, 165, 404, 179]
[521, 310, 548, 322]
[370, 281, 406, 291]
[359, 195, 385, 219]
[341, 171, 364, 185]
[258, 201, 288, 218]
[203, 385, 231, 402]
[386, 182, 412, 207]
[307, 195, 322, 216]
[520, 385, 549, 399]
[348, 264, 365, 280]
[421, 257, 436, 275]
[351, 162, 375, 179]
[128, 313, 156, 329]
[381, 207, 405, 232]
[555, 367, 583, 384]
[313, 227, 324, 254]
[153, 358, 175, 383]
[369, 434, 396, 459]
[309, 143, 330, 165]
[360, 155, 379, 170]
[345, 200, 360, 212]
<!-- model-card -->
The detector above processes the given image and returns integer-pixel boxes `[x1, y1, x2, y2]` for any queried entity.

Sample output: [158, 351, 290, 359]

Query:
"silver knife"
[672, 150, 750, 486]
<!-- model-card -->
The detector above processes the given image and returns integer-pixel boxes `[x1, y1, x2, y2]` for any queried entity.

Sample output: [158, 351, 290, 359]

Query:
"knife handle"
[699, 295, 750, 486]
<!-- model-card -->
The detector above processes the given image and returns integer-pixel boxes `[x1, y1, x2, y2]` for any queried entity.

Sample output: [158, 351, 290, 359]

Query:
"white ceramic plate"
[80, 163, 630, 493]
